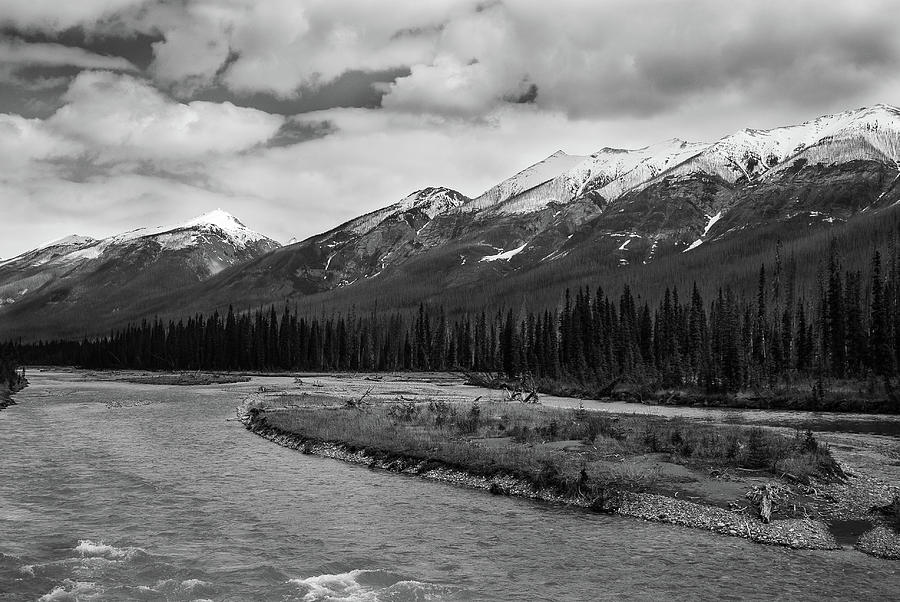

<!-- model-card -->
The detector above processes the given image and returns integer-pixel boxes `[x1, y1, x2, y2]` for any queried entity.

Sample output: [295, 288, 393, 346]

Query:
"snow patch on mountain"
[703, 212, 723, 237]
[683, 239, 703, 253]
[480, 242, 528, 262]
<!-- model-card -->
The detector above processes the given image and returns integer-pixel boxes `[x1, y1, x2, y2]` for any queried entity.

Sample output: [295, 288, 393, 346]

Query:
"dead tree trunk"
[759, 484, 773, 523]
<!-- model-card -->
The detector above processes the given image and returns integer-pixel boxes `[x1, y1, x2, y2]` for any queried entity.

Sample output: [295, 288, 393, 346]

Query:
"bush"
[456, 401, 482, 434]
[388, 401, 419, 423]
[428, 399, 455, 428]
[744, 428, 771, 469]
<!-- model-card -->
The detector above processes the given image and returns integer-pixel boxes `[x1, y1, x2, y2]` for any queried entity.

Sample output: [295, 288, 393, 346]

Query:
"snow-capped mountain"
[461, 150, 588, 213]
[205, 187, 472, 298]
[0, 210, 279, 338]
[646, 104, 900, 189]
[194, 104, 900, 310]
[2, 209, 275, 277]
[478, 139, 711, 218]
[5, 104, 900, 341]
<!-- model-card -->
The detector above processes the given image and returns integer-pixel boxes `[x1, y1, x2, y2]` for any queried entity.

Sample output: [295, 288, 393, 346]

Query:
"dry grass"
[257, 398, 841, 503]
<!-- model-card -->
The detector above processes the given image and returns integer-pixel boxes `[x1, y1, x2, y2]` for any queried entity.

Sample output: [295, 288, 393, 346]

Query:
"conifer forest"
[13, 245, 900, 412]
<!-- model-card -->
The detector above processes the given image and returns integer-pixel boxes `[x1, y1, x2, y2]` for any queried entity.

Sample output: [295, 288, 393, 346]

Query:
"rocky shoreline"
[239, 405, 854, 553]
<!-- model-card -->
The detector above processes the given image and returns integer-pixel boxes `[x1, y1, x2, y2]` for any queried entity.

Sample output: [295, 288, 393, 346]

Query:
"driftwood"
[345, 386, 374, 409]
[746, 483, 785, 523]
[759, 488, 773, 523]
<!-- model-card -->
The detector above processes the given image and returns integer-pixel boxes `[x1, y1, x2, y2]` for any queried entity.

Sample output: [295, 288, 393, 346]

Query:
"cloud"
[0, 113, 81, 167]
[379, 55, 520, 118]
[47, 70, 285, 161]
[134, 0, 474, 96]
[6, 1, 898, 121]
[374, 0, 900, 119]
[0, 0, 148, 30]
[0, 37, 137, 72]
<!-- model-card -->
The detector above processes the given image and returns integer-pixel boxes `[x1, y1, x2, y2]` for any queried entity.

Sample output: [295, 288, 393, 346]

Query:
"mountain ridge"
[4, 103, 900, 340]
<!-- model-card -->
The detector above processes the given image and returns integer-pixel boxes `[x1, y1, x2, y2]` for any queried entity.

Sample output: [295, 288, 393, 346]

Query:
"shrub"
[428, 399, 455, 427]
[387, 401, 419, 423]
[456, 401, 482, 434]
[744, 428, 771, 469]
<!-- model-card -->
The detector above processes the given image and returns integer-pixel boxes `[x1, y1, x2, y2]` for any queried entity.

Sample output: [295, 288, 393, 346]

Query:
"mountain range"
[3, 104, 900, 341]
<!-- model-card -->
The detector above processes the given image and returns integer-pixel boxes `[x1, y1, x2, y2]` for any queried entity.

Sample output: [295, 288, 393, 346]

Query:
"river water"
[1, 370, 898, 601]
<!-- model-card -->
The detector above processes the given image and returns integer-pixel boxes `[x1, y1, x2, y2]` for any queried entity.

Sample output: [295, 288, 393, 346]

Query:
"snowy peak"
[5, 211, 277, 268]
[105, 209, 276, 251]
[170, 209, 274, 249]
[656, 104, 900, 186]
[398, 187, 468, 219]
[340, 187, 470, 237]
[179, 209, 249, 233]
[484, 138, 709, 216]
[0, 234, 100, 269]
[575, 138, 709, 199]
[43, 234, 97, 248]
[463, 150, 589, 212]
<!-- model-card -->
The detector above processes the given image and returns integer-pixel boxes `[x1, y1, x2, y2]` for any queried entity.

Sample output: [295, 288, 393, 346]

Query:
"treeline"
[14, 245, 900, 404]
[0, 343, 24, 392]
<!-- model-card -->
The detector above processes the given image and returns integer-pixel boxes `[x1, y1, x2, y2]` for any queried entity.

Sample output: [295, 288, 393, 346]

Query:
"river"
[1, 370, 898, 601]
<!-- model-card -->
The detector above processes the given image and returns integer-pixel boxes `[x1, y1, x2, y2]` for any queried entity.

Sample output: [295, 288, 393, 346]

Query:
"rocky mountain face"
[0, 210, 279, 338]
[4, 105, 900, 339]
[197, 105, 900, 303]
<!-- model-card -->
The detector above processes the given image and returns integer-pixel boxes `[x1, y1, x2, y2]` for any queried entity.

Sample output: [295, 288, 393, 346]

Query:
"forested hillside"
[19, 242, 900, 412]
[4, 105, 898, 343]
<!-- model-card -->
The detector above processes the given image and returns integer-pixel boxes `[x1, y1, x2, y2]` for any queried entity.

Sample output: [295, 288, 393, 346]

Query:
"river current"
[1, 370, 898, 601]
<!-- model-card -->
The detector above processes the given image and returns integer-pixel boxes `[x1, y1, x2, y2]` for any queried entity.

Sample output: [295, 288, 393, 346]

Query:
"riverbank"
[0, 375, 28, 412]
[465, 373, 900, 415]
[239, 396, 869, 553]
[0, 388, 13, 411]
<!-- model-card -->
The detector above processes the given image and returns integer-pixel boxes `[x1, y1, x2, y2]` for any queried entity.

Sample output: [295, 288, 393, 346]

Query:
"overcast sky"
[2, 0, 899, 257]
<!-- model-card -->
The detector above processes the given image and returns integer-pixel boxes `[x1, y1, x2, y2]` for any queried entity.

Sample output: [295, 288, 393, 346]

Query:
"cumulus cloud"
[0, 114, 81, 166]
[136, 0, 475, 96]
[376, 0, 900, 119]
[5, 0, 899, 119]
[48, 71, 285, 161]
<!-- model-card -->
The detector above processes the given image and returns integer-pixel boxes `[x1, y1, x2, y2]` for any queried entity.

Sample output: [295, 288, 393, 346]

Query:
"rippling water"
[1, 371, 898, 601]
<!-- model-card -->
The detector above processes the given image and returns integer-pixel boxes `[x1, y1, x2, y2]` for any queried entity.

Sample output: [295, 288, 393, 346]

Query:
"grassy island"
[241, 394, 866, 551]
[259, 397, 840, 497]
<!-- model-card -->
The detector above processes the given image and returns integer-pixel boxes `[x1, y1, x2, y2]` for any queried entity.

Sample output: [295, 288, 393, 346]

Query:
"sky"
[1, 0, 900, 258]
